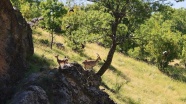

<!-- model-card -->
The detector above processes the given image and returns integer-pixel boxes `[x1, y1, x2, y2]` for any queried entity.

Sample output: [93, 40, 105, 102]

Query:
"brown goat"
[55, 55, 68, 66]
[82, 53, 101, 70]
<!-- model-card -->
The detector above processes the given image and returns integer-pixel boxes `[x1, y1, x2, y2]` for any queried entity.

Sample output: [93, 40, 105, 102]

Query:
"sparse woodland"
[9, 0, 186, 103]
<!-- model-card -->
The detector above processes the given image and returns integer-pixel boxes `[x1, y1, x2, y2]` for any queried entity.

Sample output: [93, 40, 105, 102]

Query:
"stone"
[11, 85, 49, 104]
[10, 63, 115, 104]
[0, 0, 33, 102]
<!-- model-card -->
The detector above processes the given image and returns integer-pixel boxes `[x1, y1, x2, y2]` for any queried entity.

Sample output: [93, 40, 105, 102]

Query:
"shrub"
[39, 39, 49, 46]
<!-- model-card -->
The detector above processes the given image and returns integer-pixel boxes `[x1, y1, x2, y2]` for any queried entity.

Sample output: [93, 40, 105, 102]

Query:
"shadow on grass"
[53, 48, 66, 56]
[26, 54, 54, 76]
[98, 61, 131, 83]
[101, 81, 115, 93]
[117, 96, 140, 104]
[160, 65, 186, 82]
[80, 52, 92, 58]
[99, 63, 130, 94]
[180, 97, 186, 103]
[101, 81, 139, 104]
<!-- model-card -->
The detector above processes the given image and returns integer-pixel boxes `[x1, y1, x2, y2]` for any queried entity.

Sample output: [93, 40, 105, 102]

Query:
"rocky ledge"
[10, 63, 115, 104]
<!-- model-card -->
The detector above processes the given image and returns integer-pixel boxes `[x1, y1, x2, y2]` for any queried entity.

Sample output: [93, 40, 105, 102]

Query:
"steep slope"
[32, 28, 186, 104]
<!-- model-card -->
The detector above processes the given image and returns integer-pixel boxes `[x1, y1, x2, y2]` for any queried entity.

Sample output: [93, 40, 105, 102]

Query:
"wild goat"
[27, 17, 44, 27]
[56, 43, 65, 50]
[55, 55, 68, 66]
[82, 53, 101, 70]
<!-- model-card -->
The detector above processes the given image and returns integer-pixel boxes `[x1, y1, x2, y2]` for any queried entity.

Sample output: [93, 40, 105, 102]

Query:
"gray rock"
[0, 0, 33, 102]
[10, 63, 115, 104]
[11, 86, 49, 104]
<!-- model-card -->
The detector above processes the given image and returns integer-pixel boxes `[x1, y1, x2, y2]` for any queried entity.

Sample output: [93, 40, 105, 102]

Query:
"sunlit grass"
[31, 28, 186, 104]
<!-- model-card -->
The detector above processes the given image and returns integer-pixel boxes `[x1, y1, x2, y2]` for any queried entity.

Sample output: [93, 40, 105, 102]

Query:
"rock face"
[11, 63, 115, 104]
[0, 0, 33, 102]
[11, 86, 49, 104]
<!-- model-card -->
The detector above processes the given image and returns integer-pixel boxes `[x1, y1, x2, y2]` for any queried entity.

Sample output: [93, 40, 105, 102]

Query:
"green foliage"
[62, 5, 113, 51]
[171, 8, 186, 35]
[132, 7, 186, 68]
[127, 47, 141, 59]
[180, 35, 186, 65]
[10, 0, 41, 20]
[39, 0, 67, 49]
[40, 0, 67, 32]
[162, 66, 186, 82]
[135, 12, 182, 68]
[39, 39, 50, 46]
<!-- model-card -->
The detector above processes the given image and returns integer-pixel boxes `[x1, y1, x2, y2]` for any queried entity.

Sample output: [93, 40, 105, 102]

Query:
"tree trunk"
[97, 42, 117, 76]
[50, 29, 54, 49]
[97, 18, 119, 76]
[50, 15, 54, 49]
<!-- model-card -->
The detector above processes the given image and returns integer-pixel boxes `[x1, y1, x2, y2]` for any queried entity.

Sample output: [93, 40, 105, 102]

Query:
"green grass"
[29, 28, 186, 104]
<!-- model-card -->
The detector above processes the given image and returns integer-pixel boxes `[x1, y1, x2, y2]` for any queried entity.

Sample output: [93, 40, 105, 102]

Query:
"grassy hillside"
[30, 28, 186, 104]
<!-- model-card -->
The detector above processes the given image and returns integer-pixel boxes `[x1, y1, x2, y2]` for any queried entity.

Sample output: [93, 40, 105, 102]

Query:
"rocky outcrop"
[11, 63, 115, 104]
[0, 0, 33, 102]
[11, 85, 49, 104]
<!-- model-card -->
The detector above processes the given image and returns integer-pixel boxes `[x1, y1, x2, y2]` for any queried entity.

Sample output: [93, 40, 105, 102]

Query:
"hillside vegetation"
[30, 28, 186, 104]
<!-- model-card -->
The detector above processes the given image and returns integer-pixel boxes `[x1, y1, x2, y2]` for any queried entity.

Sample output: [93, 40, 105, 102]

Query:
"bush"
[39, 39, 49, 46]
[127, 47, 140, 59]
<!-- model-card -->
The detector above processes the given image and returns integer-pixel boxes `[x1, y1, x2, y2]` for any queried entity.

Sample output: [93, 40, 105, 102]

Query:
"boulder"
[0, 0, 33, 102]
[11, 85, 49, 104]
[11, 63, 115, 104]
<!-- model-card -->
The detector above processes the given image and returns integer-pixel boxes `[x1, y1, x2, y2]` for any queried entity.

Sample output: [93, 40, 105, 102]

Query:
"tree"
[63, 0, 160, 76]
[62, 5, 113, 52]
[180, 36, 186, 68]
[170, 8, 186, 68]
[136, 12, 182, 69]
[10, 0, 41, 20]
[40, 0, 67, 49]
[89, 0, 184, 76]
[95, 0, 159, 76]
[171, 8, 186, 35]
